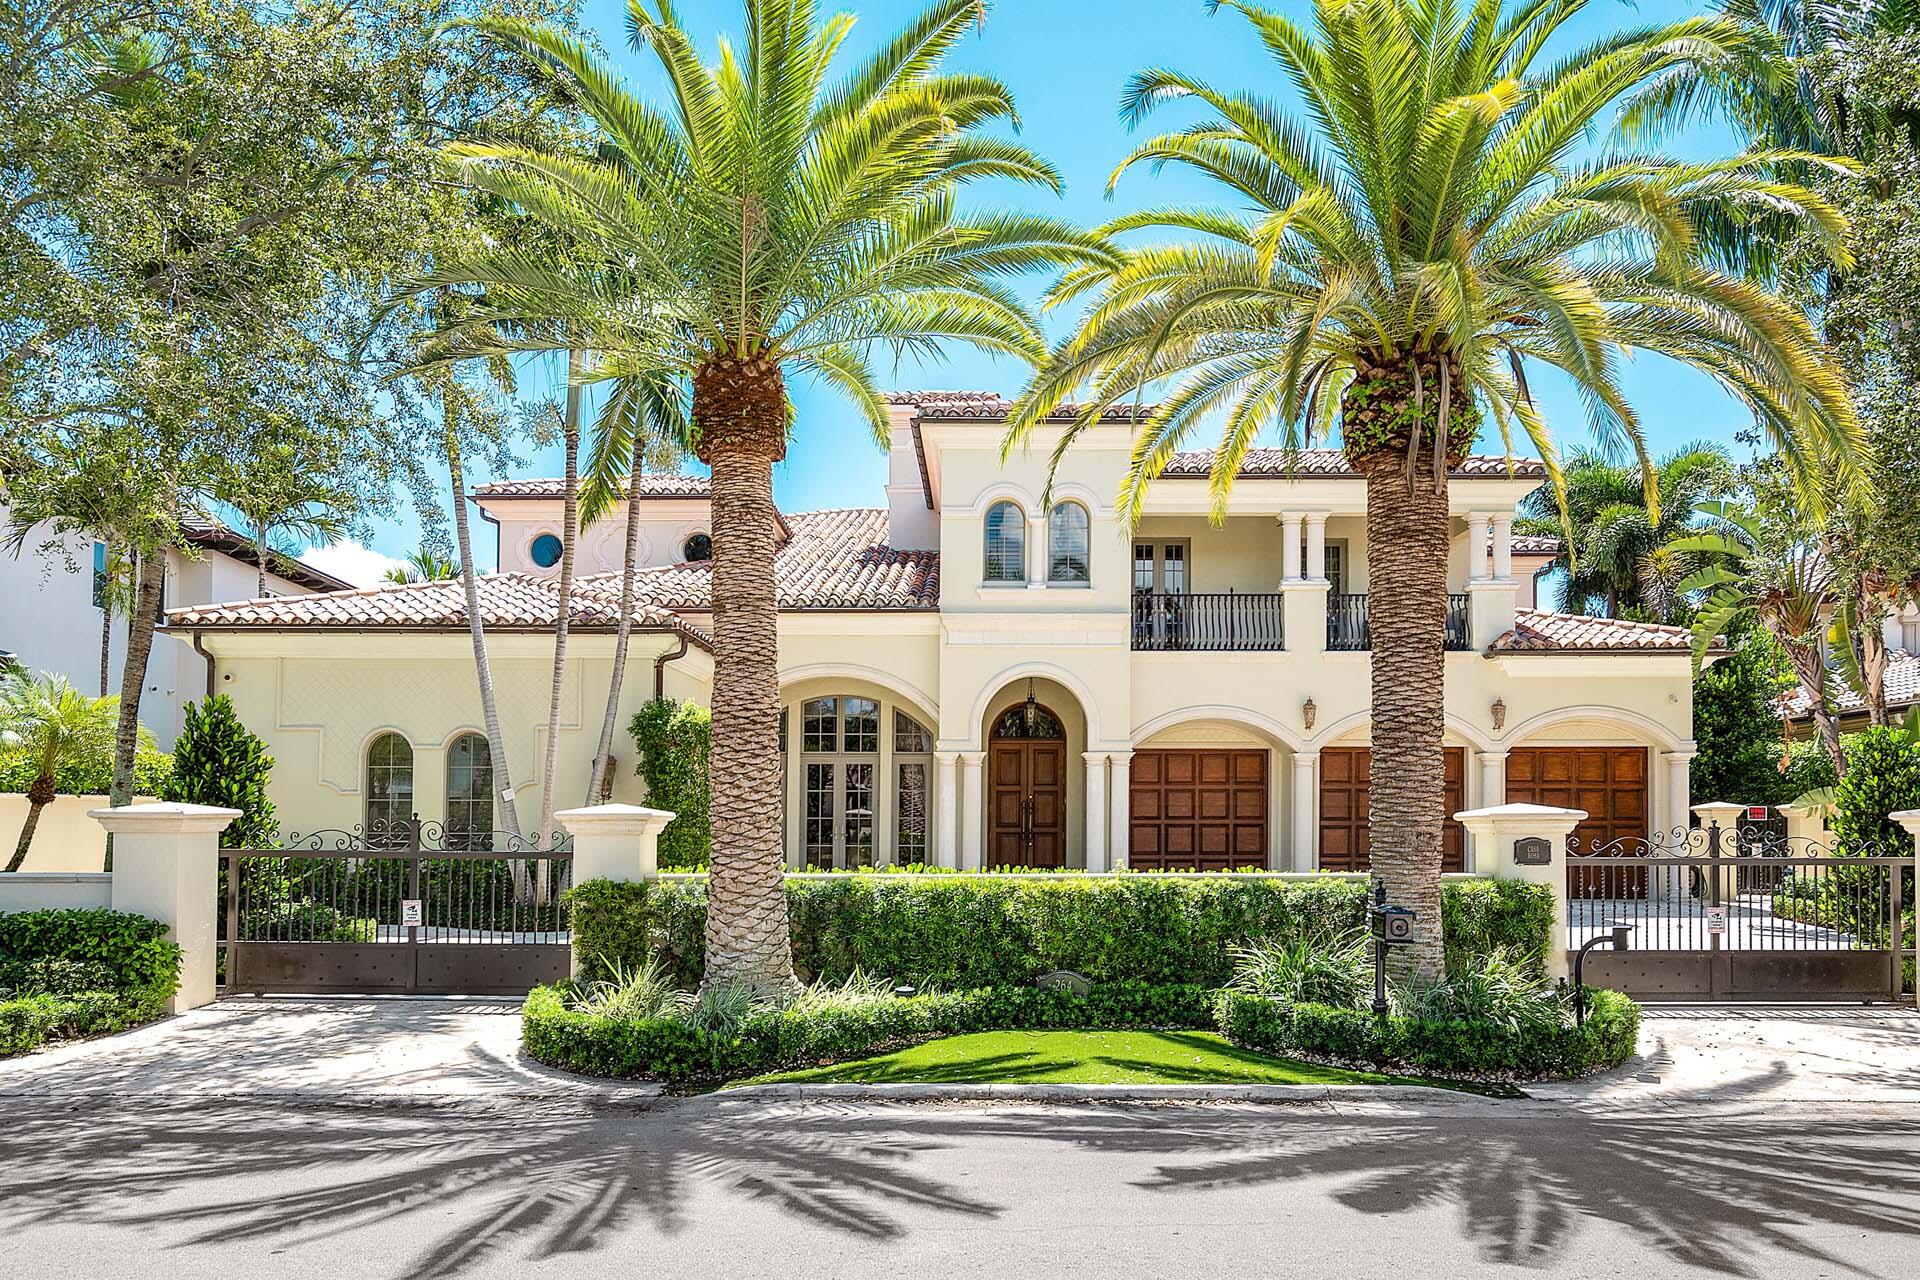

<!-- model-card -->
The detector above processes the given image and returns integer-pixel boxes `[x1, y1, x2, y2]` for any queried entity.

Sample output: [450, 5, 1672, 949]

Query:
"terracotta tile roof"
[1780, 650, 1920, 720]
[1488, 609, 1699, 654]
[1160, 448, 1548, 480]
[176, 517, 354, 593]
[584, 508, 939, 612]
[471, 474, 711, 499]
[885, 390, 1151, 422]
[163, 573, 711, 646]
[1511, 533, 1562, 556]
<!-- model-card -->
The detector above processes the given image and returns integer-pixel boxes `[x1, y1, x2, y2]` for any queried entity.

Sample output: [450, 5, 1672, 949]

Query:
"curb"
[694, 1081, 1482, 1106]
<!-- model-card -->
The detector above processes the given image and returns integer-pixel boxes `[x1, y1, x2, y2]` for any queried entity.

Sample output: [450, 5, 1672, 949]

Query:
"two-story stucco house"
[164, 391, 1701, 870]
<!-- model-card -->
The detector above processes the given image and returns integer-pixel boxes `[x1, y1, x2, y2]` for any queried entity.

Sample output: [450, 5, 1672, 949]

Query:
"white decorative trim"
[1498, 703, 1689, 753]
[1308, 708, 1500, 753]
[965, 662, 1104, 746]
[1131, 704, 1309, 752]
[778, 663, 939, 727]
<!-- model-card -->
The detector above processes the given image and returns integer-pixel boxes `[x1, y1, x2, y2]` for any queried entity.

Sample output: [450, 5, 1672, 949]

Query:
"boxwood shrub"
[523, 981, 1217, 1084]
[0, 908, 181, 1057]
[1215, 988, 1640, 1079]
[568, 874, 1553, 989]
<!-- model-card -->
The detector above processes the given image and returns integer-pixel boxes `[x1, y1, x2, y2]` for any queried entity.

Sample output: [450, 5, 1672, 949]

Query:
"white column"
[935, 751, 960, 869]
[1476, 748, 1508, 807]
[1280, 513, 1303, 581]
[556, 803, 677, 883]
[1108, 751, 1133, 870]
[1453, 803, 1588, 979]
[1664, 752, 1696, 840]
[960, 751, 985, 870]
[1027, 513, 1048, 587]
[90, 802, 240, 1014]
[1491, 513, 1514, 580]
[1291, 751, 1319, 871]
[1466, 512, 1492, 582]
[1305, 513, 1329, 582]
[1083, 752, 1109, 872]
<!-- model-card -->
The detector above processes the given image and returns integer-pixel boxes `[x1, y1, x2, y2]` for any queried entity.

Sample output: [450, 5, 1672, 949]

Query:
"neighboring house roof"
[1779, 650, 1920, 721]
[177, 517, 354, 593]
[1488, 610, 1699, 654]
[1159, 448, 1549, 480]
[162, 573, 712, 646]
[884, 390, 1152, 422]
[471, 474, 712, 500]
[1510, 534, 1562, 556]
[584, 507, 940, 612]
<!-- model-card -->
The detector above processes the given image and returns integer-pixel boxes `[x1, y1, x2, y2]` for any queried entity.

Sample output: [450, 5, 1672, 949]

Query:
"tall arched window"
[983, 500, 1026, 582]
[1048, 502, 1090, 583]
[445, 732, 494, 850]
[364, 733, 414, 845]
[893, 711, 933, 865]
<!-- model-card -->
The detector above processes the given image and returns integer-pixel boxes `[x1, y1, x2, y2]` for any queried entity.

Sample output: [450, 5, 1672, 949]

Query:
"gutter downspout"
[653, 634, 689, 700]
[192, 630, 215, 699]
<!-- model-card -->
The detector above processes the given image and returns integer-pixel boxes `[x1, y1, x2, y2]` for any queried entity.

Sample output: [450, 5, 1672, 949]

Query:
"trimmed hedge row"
[0, 909, 181, 1058]
[1216, 988, 1640, 1079]
[569, 874, 1554, 989]
[523, 981, 1217, 1084]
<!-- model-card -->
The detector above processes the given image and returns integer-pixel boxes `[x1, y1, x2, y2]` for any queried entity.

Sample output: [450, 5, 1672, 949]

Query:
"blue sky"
[317, 0, 1754, 580]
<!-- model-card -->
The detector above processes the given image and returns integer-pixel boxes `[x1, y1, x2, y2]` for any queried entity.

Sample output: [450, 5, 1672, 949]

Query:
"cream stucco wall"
[0, 794, 160, 872]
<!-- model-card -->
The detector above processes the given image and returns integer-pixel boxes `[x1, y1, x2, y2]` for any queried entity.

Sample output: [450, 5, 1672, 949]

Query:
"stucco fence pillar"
[554, 803, 677, 976]
[87, 802, 242, 1014]
[1778, 800, 1829, 848]
[1691, 800, 1747, 905]
[1454, 802, 1587, 981]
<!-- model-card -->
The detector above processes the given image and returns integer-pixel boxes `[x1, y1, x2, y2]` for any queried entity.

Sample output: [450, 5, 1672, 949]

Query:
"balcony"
[1131, 591, 1285, 651]
[1327, 593, 1474, 651]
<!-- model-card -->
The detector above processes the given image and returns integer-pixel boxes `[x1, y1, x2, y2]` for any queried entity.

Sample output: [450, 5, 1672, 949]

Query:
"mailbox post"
[1367, 879, 1417, 1015]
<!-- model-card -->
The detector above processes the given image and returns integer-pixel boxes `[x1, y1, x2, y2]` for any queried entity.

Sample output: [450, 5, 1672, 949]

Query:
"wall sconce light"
[1491, 697, 1507, 731]
[1302, 697, 1317, 730]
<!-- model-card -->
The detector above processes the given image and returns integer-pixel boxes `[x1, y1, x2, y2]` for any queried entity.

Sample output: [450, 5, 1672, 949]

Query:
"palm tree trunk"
[106, 545, 165, 869]
[1785, 638, 1847, 777]
[4, 775, 54, 873]
[1360, 444, 1451, 982]
[98, 574, 112, 698]
[1860, 620, 1889, 729]
[588, 433, 649, 804]
[445, 405, 523, 841]
[538, 349, 583, 861]
[699, 366, 794, 994]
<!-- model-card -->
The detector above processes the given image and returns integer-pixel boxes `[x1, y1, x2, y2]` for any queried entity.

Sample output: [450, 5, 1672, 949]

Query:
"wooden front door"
[988, 739, 1067, 867]
[1505, 747, 1649, 898]
[1129, 749, 1268, 870]
[1318, 746, 1467, 873]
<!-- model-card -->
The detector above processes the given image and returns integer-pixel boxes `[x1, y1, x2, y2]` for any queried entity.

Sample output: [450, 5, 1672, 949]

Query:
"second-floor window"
[984, 501, 1025, 583]
[1048, 502, 1090, 583]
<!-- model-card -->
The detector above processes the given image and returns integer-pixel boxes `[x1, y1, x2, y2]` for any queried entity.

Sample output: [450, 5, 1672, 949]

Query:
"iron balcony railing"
[1131, 591, 1285, 651]
[1326, 593, 1474, 651]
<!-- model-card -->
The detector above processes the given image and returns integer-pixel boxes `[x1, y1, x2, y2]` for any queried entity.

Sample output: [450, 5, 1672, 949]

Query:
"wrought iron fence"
[1131, 591, 1285, 651]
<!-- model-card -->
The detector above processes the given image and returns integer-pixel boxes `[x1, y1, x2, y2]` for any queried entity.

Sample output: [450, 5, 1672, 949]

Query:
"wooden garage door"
[1129, 750, 1268, 871]
[1318, 747, 1466, 873]
[1505, 748, 1648, 898]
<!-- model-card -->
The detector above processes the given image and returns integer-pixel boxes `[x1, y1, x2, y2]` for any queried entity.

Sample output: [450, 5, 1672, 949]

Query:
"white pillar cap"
[554, 803, 676, 837]
[89, 802, 242, 837]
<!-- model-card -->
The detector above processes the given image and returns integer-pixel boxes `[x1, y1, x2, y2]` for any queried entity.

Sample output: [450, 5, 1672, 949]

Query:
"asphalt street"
[3, 1092, 1917, 1280]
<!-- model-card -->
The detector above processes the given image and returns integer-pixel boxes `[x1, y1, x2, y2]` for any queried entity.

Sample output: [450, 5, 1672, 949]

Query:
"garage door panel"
[1129, 750, 1267, 871]
[1319, 747, 1463, 874]
[1506, 747, 1649, 898]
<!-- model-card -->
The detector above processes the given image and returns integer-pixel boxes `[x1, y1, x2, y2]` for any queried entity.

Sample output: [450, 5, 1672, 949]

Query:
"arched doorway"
[988, 690, 1068, 867]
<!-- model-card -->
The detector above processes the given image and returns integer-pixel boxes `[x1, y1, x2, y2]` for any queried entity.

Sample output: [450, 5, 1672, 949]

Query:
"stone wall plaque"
[1036, 970, 1092, 997]
[1512, 836, 1553, 867]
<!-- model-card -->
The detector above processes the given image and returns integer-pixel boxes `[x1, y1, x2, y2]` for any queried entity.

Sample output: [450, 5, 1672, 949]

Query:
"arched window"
[1048, 502, 1090, 583]
[364, 733, 414, 845]
[983, 501, 1025, 582]
[529, 532, 563, 568]
[682, 532, 712, 562]
[893, 711, 933, 865]
[445, 732, 494, 851]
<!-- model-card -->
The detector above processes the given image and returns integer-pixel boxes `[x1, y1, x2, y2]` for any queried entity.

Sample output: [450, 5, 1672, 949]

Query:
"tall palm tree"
[1516, 443, 1735, 621]
[1009, 0, 1862, 978]
[0, 670, 123, 872]
[444, 0, 1108, 991]
[383, 547, 462, 584]
[1674, 499, 1846, 773]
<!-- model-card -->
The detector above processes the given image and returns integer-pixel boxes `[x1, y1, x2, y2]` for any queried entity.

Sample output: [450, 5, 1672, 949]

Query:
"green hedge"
[568, 874, 1553, 989]
[0, 744, 173, 797]
[523, 980, 1216, 1084]
[0, 908, 181, 1057]
[1216, 988, 1639, 1079]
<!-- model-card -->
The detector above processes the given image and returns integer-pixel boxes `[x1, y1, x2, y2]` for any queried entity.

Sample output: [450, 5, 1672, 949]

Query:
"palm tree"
[383, 547, 462, 584]
[1008, 0, 1861, 978]
[444, 0, 1108, 992]
[0, 670, 122, 873]
[1674, 499, 1846, 774]
[1516, 444, 1735, 621]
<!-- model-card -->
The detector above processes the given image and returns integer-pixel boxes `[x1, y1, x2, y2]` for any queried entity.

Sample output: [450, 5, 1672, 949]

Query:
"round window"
[529, 533, 564, 568]
[682, 533, 712, 562]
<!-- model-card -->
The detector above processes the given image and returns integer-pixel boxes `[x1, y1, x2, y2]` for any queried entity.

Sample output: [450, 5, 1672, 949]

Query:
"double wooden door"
[988, 739, 1068, 867]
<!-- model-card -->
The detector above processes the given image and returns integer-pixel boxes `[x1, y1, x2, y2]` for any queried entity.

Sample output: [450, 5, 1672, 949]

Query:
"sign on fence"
[401, 899, 423, 928]
[1706, 906, 1727, 935]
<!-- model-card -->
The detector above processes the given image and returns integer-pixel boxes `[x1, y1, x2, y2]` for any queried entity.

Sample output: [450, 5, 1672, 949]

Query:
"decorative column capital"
[1081, 751, 1112, 766]
[959, 750, 986, 768]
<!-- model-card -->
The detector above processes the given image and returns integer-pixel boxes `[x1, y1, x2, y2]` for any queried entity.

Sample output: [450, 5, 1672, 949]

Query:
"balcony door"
[1133, 541, 1190, 648]
[987, 700, 1067, 868]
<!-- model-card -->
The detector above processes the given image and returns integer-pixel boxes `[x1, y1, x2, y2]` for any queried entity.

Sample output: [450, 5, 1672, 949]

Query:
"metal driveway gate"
[1568, 820, 1914, 1003]
[223, 818, 572, 996]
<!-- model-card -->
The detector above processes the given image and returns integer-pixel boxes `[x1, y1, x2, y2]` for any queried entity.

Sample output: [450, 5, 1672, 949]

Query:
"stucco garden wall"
[0, 795, 160, 871]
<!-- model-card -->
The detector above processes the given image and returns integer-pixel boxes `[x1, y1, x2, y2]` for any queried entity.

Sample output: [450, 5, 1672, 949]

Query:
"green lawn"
[726, 1029, 1436, 1089]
